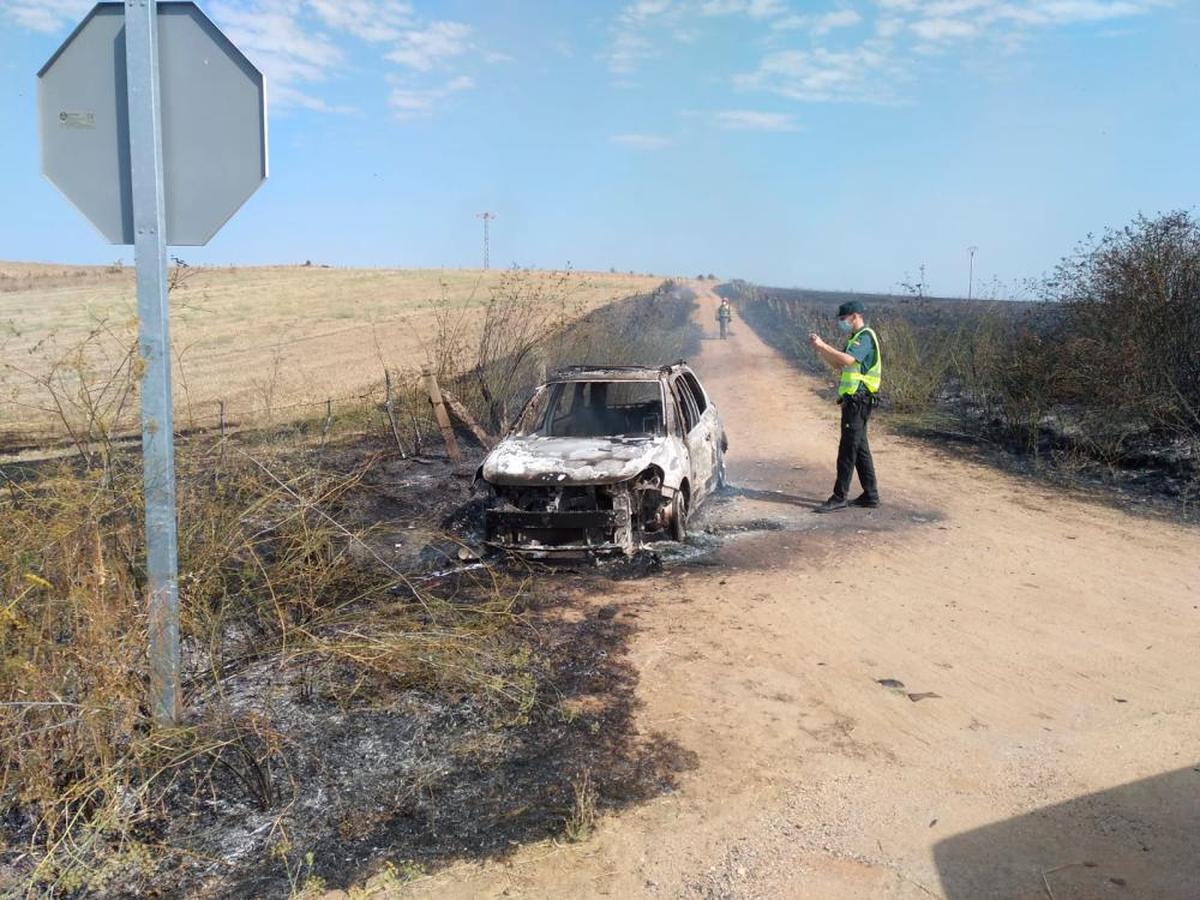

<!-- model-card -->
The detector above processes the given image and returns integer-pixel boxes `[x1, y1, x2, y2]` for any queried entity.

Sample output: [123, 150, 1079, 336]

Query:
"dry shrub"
[873, 315, 952, 413]
[2, 316, 140, 457]
[1047, 210, 1200, 437]
[981, 319, 1066, 454]
[414, 274, 698, 438]
[0, 439, 535, 893]
[468, 270, 587, 432]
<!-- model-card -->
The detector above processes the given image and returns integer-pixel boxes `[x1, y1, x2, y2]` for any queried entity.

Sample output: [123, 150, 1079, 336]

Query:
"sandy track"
[402, 283, 1200, 899]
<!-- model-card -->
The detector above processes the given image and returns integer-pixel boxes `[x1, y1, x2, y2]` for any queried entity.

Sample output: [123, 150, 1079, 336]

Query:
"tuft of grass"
[563, 769, 598, 843]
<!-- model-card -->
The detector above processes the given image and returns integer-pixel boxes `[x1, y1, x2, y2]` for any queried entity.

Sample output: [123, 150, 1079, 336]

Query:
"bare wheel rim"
[671, 490, 689, 541]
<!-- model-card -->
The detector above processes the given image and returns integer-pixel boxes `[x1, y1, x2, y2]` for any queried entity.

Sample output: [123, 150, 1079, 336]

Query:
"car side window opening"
[672, 378, 699, 434]
[681, 372, 708, 415]
[668, 391, 686, 436]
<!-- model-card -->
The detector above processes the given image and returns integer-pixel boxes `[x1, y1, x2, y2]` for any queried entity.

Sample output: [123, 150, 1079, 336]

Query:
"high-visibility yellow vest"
[838, 326, 882, 397]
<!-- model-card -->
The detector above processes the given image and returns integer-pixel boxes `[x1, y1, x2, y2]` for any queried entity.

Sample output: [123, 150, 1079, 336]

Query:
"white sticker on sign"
[58, 111, 96, 129]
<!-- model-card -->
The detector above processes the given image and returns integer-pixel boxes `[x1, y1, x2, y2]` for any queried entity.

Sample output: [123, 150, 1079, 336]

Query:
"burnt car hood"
[482, 435, 666, 486]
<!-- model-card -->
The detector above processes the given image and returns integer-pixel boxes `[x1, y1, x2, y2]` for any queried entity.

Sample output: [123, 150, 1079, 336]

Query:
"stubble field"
[0, 262, 661, 444]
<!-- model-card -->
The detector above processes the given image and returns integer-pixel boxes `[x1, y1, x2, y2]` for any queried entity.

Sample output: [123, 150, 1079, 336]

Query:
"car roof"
[548, 361, 692, 382]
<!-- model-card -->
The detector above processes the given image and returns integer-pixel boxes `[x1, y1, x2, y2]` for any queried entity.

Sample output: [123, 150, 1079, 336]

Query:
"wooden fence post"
[218, 400, 226, 438]
[320, 398, 333, 447]
[440, 388, 496, 449]
[422, 367, 461, 462]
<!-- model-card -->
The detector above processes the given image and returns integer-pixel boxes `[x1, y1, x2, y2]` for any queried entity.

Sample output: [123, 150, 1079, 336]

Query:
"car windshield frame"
[514, 379, 666, 439]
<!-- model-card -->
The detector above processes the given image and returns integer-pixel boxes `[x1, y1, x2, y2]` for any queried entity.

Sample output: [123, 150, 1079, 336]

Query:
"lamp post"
[967, 245, 979, 300]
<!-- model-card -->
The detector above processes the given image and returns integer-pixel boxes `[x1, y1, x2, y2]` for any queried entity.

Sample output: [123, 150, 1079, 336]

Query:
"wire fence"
[0, 366, 492, 463]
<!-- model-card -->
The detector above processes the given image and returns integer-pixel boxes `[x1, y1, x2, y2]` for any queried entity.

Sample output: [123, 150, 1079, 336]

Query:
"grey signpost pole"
[125, 0, 180, 725]
[39, 2, 266, 725]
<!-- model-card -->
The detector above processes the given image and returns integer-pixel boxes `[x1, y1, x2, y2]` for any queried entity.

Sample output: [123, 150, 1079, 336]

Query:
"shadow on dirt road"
[934, 764, 1200, 898]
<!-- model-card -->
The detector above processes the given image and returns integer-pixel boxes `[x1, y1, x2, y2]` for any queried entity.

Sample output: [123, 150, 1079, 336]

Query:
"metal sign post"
[38, 1, 267, 725]
[126, 0, 180, 726]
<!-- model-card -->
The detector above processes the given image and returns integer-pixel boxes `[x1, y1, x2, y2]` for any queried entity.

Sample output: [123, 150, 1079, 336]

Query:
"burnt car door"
[670, 373, 714, 501]
[680, 369, 721, 493]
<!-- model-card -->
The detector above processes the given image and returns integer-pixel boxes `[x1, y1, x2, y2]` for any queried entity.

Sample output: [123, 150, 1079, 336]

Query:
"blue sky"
[2, 0, 1197, 294]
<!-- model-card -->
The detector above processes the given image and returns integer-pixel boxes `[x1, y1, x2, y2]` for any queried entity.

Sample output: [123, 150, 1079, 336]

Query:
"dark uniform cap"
[837, 300, 865, 317]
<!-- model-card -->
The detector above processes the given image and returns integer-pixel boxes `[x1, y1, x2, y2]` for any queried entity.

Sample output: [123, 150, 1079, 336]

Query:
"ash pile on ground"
[113, 441, 699, 897]
[147, 580, 696, 898]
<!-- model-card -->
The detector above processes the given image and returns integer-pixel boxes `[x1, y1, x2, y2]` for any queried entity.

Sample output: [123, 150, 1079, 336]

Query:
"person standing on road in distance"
[717, 297, 733, 339]
[808, 300, 882, 512]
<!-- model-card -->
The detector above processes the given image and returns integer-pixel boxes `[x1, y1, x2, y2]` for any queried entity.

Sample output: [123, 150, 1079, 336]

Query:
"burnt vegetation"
[0, 276, 700, 896]
[723, 211, 1200, 515]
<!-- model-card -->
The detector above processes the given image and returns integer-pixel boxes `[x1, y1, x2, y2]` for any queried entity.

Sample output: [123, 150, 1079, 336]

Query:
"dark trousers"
[719, 319, 728, 339]
[833, 395, 878, 501]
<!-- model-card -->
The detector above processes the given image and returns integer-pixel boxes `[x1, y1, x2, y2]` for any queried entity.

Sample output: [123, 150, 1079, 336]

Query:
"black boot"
[851, 493, 880, 508]
[814, 495, 849, 513]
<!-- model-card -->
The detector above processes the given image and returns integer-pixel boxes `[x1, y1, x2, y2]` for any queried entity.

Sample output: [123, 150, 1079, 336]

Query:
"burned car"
[476, 363, 727, 556]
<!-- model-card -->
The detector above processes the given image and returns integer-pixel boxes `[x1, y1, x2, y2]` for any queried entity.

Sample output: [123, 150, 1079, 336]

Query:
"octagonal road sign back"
[38, 2, 267, 245]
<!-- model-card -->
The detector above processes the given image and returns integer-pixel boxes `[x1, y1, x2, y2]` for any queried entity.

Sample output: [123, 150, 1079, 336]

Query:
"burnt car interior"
[516, 380, 665, 438]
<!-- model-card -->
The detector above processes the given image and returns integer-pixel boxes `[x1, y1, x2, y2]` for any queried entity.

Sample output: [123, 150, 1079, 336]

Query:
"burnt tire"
[670, 488, 689, 542]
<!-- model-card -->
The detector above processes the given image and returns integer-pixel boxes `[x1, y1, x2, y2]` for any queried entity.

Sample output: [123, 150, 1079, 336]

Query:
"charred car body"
[476, 363, 727, 557]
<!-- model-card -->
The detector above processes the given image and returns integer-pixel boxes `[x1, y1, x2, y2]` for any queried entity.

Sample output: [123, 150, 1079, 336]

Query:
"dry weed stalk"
[1, 434, 537, 893]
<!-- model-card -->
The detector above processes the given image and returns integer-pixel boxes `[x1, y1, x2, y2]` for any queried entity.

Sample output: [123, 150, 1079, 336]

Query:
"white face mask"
[837, 318, 854, 333]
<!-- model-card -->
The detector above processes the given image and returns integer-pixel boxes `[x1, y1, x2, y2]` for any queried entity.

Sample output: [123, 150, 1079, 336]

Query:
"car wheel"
[670, 488, 689, 542]
[716, 446, 727, 490]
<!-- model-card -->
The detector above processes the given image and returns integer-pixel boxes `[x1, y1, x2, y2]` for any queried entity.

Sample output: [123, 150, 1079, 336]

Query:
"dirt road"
[407, 283, 1200, 898]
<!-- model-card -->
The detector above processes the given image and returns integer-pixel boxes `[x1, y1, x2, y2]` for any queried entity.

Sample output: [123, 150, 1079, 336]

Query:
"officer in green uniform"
[807, 300, 882, 512]
[716, 298, 733, 339]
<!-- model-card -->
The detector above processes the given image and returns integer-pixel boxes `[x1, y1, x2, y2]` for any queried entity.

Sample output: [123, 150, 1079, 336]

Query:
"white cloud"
[911, 16, 980, 40]
[714, 109, 801, 131]
[986, 0, 1155, 25]
[306, 0, 413, 43]
[772, 9, 864, 35]
[700, 0, 788, 20]
[0, 0, 91, 33]
[606, 0, 795, 74]
[919, 0, 992, 15]
[386, 21, 472, 71]
[607, 29, 656, 74]
[389, 74, 475, 119]
[8, 0, 490, 117]
[606, 0, 685, 73]
[814, 9, 865, 34]
[734, 0, 1166, 102]
[209, 0, 345, 110]
[611, 133, 674, 149]
[736, 44, 896, 103]
[624, 0, 677, 22]
[897, 0, 1159, 47]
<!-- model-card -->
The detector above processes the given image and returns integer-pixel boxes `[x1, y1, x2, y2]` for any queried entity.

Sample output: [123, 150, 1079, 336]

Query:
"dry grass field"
[0, 262, 661, 442]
